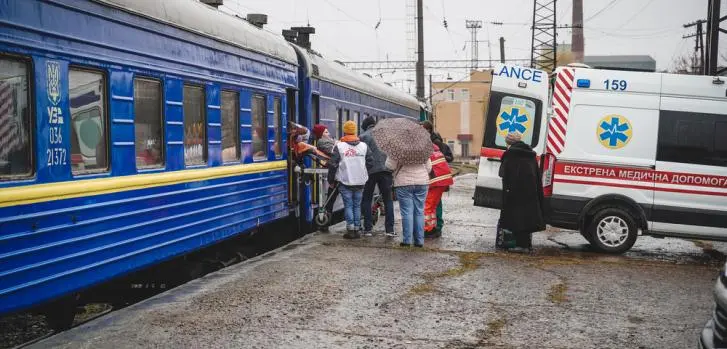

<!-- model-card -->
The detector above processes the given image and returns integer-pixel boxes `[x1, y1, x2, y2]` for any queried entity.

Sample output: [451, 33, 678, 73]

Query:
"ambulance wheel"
[586, 207, 638, 254]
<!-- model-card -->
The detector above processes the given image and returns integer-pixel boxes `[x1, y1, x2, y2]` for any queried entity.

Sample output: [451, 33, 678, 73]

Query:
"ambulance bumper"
[473, 186, 502, 209]
[543, 195, 587, 230]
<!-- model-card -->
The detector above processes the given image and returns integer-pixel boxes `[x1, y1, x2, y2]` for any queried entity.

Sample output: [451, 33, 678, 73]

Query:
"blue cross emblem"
[599, 117, 630, 147]
[498, 108, 528, 134]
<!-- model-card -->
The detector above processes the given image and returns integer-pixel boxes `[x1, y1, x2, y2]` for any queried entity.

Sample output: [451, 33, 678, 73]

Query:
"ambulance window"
[485, 93, 540, 149]
[657, 110, 727, 167]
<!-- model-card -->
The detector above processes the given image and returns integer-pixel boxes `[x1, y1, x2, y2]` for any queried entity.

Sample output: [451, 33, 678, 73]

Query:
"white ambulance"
[474, 63, 727, 253]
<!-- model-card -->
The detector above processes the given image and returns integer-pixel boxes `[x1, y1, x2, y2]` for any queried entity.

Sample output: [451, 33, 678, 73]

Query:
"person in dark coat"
[420, 120, 453, 238]
[359, 116, 396, 237]
[498, 132, 546, 250]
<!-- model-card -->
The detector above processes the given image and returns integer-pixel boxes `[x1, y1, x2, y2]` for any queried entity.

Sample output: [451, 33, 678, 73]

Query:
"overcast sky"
[219, 0, 726, 94]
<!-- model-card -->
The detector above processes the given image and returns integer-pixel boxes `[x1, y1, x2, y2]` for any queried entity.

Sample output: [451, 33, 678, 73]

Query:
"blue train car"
[290, 45, 421, 220]
[0, 0, 298, 315]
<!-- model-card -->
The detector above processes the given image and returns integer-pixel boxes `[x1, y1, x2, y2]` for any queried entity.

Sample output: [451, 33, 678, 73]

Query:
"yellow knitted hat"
[343, 120, 357, 135]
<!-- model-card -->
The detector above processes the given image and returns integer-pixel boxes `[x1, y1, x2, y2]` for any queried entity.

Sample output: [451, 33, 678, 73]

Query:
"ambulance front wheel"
[585, 207, 638, 254]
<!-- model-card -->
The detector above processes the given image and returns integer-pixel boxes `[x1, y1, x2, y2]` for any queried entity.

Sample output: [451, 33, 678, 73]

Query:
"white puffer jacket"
[385, 158, 432, 187]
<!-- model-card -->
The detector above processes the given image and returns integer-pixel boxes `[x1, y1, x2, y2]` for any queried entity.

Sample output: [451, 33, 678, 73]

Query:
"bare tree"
[669, 53, 700, 74]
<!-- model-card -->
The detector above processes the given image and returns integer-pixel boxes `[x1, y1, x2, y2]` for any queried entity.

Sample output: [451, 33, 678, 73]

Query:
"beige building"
[431, 70, 492, 159]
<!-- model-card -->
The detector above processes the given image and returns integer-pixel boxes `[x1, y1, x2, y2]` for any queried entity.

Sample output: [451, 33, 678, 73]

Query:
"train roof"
[293, 46, 421, 111]
[93, 0, 298, 65]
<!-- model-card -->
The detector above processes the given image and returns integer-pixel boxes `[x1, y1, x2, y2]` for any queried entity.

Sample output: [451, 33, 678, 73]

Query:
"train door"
[473, 64, 550, 208]
[287, 88, 297, 206]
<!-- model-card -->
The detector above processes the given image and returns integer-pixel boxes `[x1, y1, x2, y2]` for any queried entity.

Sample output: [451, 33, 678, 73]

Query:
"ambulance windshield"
[483, 91, 542, 150]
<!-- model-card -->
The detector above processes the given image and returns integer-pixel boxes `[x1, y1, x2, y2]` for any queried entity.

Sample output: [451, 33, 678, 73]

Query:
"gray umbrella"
[371, 118, 433, 165]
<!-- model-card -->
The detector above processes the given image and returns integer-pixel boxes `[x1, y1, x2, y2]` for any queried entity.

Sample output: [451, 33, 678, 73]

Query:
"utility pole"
[572, 0, 584, 63]
[428, 74, 433, 123]
[705, 0, 725, 76]
[499, 37, 506, 63]
[415, 0, 425, 101]
[684, 20, 706, 74]
[465, 20, 484, 70]
[530, 0, 557, 71]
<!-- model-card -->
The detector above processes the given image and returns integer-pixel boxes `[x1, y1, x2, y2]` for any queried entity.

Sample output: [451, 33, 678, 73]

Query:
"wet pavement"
[32, 174, 725, 349]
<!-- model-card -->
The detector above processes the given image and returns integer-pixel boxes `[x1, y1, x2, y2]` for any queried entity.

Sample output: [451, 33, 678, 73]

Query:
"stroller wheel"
[371, 197, 383, 227]
[315, 211, 331, 227]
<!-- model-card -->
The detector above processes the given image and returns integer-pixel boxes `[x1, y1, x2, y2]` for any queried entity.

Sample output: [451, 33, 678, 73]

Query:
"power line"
[584, 0, 623, 22]
[618, 0, 656, 28]
[320, 0, 374, 29]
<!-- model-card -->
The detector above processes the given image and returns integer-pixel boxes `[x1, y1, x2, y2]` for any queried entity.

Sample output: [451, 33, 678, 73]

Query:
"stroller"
[308, 169, 384, 229]
[289, 121, 384, 230]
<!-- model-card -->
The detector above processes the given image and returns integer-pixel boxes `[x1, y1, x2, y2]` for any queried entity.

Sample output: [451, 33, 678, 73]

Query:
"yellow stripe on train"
[0, 161, 287, 208]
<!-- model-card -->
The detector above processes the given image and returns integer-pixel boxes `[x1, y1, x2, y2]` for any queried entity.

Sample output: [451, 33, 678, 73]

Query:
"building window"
[0, 58, 32, 178]
[460, 88, 470, 101]
[461, 142, 470, 158]
[183, 85, 206, 166]
[273, 97, 282, 158]
[657, 110, 727, 167]
[448, 89, 455, 101]
[251, 94, 267, 161]
[134, 78, 163, 170]
[221, 90, 240, 163]
[70, 68, 108, 174]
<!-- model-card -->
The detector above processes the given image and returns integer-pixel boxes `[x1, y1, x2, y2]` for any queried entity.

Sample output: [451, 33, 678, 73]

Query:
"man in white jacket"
[327, 120, 373, 239]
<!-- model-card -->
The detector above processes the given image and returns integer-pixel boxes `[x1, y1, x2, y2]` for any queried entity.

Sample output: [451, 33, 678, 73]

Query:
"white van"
[475, 63, 727, 253]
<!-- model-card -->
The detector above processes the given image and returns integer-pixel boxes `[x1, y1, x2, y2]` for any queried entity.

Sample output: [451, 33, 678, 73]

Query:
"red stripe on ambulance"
[553, 162, 727, 196]
[546, 68, 575, 155]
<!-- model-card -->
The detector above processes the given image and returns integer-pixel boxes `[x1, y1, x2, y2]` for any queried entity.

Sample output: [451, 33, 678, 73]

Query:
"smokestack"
[572, 0, 584, 63]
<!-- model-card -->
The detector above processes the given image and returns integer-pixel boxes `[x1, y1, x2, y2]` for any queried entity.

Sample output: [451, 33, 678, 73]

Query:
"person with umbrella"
[497, 132, 546, 251]
[327, 120, 373, 239]
[373, 118, 433, 248]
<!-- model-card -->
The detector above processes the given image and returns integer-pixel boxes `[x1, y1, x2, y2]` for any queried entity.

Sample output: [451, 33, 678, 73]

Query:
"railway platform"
[31, 174, 726, 349]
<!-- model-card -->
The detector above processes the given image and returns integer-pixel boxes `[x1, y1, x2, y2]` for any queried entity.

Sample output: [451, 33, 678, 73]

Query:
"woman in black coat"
[498, 132, 546, 250]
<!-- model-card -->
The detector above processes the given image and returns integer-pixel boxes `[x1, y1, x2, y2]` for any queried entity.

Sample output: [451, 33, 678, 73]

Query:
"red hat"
[312, 124, 327, 139]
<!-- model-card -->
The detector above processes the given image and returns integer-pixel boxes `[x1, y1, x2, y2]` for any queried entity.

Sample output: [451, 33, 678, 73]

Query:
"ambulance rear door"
[474, 64, 550, 208]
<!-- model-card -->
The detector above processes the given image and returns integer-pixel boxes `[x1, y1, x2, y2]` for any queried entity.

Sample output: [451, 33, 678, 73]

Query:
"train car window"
[337, 108, 343, 138]
[220, 90, 240, 163]
[251, 94, 267, 161]
[353, 111, 360, 131]
[312, 94, 320, 124]
[134, 78, 163, 170]
[273, 97, 283, 158]
[0, 58, 33, 179]
[70, 68, 108, 174]
[183, 84, 207, 166]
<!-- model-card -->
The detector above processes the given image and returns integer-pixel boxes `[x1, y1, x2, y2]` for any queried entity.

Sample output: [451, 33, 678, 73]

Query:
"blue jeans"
[339, 185, 363, 230]
[395, 185, 428, 245]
